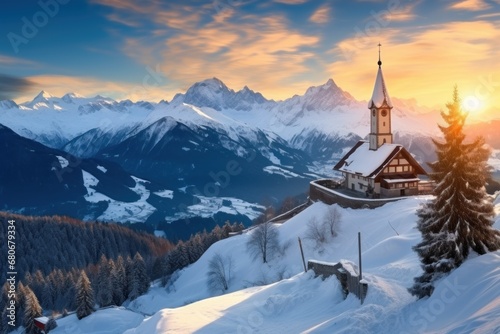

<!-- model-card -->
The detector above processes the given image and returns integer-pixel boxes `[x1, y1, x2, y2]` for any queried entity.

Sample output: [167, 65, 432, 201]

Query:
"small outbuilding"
[34, 316, 57, 333]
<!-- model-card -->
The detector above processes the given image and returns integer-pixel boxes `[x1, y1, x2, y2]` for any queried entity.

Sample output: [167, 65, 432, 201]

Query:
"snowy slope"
[124, 197, 499, 334]
[33, 196, 500, 333]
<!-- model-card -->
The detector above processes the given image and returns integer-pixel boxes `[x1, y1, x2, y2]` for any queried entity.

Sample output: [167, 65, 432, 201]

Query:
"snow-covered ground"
[82, 171, 156, 222]
[44, 196, 500, 333]
[81, 168, 264, 223]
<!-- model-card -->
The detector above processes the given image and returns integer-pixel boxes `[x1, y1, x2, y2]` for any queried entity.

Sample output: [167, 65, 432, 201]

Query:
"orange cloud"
[0, 54, 38, 66]
[380, 2, 417, 21]
[309, 5, 330, 24]
[274, 0, 309, 4]
[14, 74, 175, 103]
[330, 20, 500, 118]
[122, 13, 320, 100]
[449, 0, 491, 11]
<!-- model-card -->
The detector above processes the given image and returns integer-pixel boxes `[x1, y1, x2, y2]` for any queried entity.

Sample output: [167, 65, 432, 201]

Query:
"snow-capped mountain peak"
[22, 90, 56, 109]
[32, 90, 54, 102]
[0, 99, 18, 109]
[300, 78, 356, 108]
[174, 77, 270, 111]
[61, 92, 85, 103]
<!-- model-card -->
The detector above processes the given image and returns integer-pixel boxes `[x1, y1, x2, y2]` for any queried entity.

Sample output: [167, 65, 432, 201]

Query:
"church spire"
[368, 44, 393, 150]
[368, 44, 392, 109]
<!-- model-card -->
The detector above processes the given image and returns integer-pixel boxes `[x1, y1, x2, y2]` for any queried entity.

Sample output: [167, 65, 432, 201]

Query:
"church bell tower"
[368, 44, 393, 150]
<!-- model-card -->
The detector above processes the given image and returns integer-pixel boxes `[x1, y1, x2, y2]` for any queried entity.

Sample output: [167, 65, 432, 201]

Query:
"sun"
[462, 95, 483, 113]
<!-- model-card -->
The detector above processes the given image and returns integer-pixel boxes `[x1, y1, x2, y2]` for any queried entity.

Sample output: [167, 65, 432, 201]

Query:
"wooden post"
[358, 232, 362, 281]
[298, 237, 307, 272]
[358, 232, 364, 304]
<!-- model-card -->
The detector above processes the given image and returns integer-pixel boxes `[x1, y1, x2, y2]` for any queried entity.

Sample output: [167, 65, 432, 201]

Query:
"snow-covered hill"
[45, 196, 500, 333]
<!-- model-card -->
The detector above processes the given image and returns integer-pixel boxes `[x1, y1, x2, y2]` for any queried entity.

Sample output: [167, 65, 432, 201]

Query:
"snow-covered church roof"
[368, 66, 393, 109]
[333, 141, 426, 178]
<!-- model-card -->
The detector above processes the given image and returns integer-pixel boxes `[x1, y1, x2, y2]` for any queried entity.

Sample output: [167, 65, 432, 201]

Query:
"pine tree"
[129, 253, 150, 300]
[112, 256, 126, 306]
[23, 286, 42, 334]
[76, 271, 94, 320]
[16, 282, 26, 329]
[410, 87, 500, 298]
[96, 255, 113, 307]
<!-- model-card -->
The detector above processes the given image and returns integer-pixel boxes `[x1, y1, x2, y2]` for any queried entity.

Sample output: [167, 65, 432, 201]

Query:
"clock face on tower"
[372, 110, 376, 117]
[381, 110, 387, 117]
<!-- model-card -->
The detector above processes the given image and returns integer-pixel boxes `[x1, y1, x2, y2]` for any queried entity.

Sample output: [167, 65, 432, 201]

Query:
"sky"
[1, 0, 499, 115]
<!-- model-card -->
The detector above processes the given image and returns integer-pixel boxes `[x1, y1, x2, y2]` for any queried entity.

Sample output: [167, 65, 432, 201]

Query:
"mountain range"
[1, 77, 498, 231]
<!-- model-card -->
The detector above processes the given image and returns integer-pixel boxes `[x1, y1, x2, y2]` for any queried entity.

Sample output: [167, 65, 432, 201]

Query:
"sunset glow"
[463, 95, 483, 113]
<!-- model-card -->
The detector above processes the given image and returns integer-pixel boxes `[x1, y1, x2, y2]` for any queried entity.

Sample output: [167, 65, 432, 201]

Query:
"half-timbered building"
[333, 47, 427, 198]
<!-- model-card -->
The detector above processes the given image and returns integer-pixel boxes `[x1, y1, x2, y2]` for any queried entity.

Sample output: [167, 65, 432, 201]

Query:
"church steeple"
[368, 43, 393, 150]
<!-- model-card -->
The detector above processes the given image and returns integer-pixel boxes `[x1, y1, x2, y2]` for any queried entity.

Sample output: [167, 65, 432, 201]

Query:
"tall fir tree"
[23, 286, 42, 334]
[112, 256, 127, 306]
[96, 256, 114, 307]
[129, 253, 150, 300]
[410, 87, 500, 298]
[76, 271, 94, 320]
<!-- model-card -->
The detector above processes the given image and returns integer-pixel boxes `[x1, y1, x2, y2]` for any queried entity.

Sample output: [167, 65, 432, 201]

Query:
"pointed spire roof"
[368, 44, 392, 109]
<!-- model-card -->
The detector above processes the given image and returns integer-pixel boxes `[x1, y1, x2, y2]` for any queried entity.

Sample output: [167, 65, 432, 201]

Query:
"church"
[333, 48, 427, 198]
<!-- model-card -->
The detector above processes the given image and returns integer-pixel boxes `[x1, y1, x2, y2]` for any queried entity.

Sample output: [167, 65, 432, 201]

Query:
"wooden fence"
[308, 260, 368, 303]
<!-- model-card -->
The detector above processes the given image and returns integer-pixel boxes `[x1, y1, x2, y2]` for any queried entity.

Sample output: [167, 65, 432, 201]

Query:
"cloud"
[309, 5, 330, 24]
[12, 74, 175, 103]
[449, 0, 491, 11]
[167, 16, 319, 99]
[92, 0, 202, 30]
[90, 0, 154, 14]
[330, 20, 500, 110]
[273, 0, 309, 4]
[0, 75, 34, 101]
[0, 55, 38, 66]
[475, 12, 500, 19]
[380, 2, 418, 22]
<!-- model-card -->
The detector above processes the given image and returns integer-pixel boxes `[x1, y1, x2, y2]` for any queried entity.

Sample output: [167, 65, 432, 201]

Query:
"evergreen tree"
[76, 271, 94, 320]
[16, 282, 27, 329]
[112, 256, 126, 306]
[96, 255, 113, 307]
[410, 87, 500, 298]
[1, 307, 9, 334]
[129, 253, 149, 300]
[23, 286, 42, 334]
